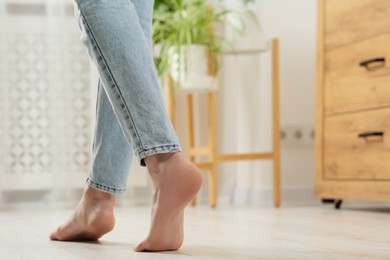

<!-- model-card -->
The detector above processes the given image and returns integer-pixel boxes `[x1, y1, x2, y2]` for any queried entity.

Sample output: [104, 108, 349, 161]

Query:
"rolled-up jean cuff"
[86, 177, 127, 195]
[137, 144, 181, 166]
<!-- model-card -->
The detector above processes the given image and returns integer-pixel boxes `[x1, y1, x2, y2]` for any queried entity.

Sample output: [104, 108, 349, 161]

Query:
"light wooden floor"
[1, 204, 389, 259]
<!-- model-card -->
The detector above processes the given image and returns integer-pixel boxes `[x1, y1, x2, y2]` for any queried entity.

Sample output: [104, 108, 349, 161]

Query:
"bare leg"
[50, 151, 201, 251]
[134, 152, 202, 252]
[49, 187, 115, 241]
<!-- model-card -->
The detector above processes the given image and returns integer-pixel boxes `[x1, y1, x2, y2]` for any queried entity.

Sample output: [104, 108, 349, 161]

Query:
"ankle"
[144, 152, 185, 174]
[83, 186, 115, 204]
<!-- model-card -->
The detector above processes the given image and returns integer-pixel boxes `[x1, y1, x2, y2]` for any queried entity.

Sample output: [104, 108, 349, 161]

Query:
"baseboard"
[231, 186, 319, 207]
[0, 186, 320, 209]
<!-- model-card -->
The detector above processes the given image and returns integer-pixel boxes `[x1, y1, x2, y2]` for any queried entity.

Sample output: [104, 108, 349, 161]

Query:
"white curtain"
[221, 1, 274, 206]
[0, 0, 94, 207]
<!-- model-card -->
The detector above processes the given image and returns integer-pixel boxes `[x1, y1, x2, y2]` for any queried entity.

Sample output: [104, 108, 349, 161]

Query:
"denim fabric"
[73, 0, 181, 195]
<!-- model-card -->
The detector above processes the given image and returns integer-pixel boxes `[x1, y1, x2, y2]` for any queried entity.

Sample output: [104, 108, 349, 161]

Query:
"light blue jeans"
[73, 0, 181, 195]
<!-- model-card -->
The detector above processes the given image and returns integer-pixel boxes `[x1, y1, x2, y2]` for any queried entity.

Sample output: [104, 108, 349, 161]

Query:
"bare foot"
[49, 186, 115, 241]
[134, 152, 202, 252]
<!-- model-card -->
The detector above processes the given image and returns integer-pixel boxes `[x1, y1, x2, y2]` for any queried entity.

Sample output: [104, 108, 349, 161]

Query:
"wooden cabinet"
[315, 0, 390, 202]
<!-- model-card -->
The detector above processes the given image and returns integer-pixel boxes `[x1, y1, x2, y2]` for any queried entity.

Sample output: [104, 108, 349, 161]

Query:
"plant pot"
[170, 44, 217, 92]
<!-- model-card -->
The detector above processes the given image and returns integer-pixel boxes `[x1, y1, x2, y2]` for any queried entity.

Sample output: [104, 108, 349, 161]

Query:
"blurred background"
[0, 0, 316, 209]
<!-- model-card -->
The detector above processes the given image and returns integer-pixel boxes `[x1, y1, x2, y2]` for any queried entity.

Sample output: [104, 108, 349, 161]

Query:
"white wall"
[224, 0, 318, 205]
[257, 0, 317, 204]
[190, 0, 319, 206]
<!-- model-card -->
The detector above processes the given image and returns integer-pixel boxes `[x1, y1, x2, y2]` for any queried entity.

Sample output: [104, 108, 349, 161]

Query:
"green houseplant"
[153, 0, 259, 90]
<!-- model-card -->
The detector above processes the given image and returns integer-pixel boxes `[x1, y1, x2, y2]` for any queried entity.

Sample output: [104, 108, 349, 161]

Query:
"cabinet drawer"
[325, 0, 390, 50]
[324, 34, 390, 115]
[324, 108, 390, 180]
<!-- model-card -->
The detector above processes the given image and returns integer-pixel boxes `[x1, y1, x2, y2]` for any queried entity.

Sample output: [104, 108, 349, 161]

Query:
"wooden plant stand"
[166, 39, 281, 208]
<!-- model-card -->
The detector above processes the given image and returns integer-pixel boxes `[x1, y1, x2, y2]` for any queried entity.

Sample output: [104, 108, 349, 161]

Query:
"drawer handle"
[358, 131, 384, 138]
[359, 57, 385, 68]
